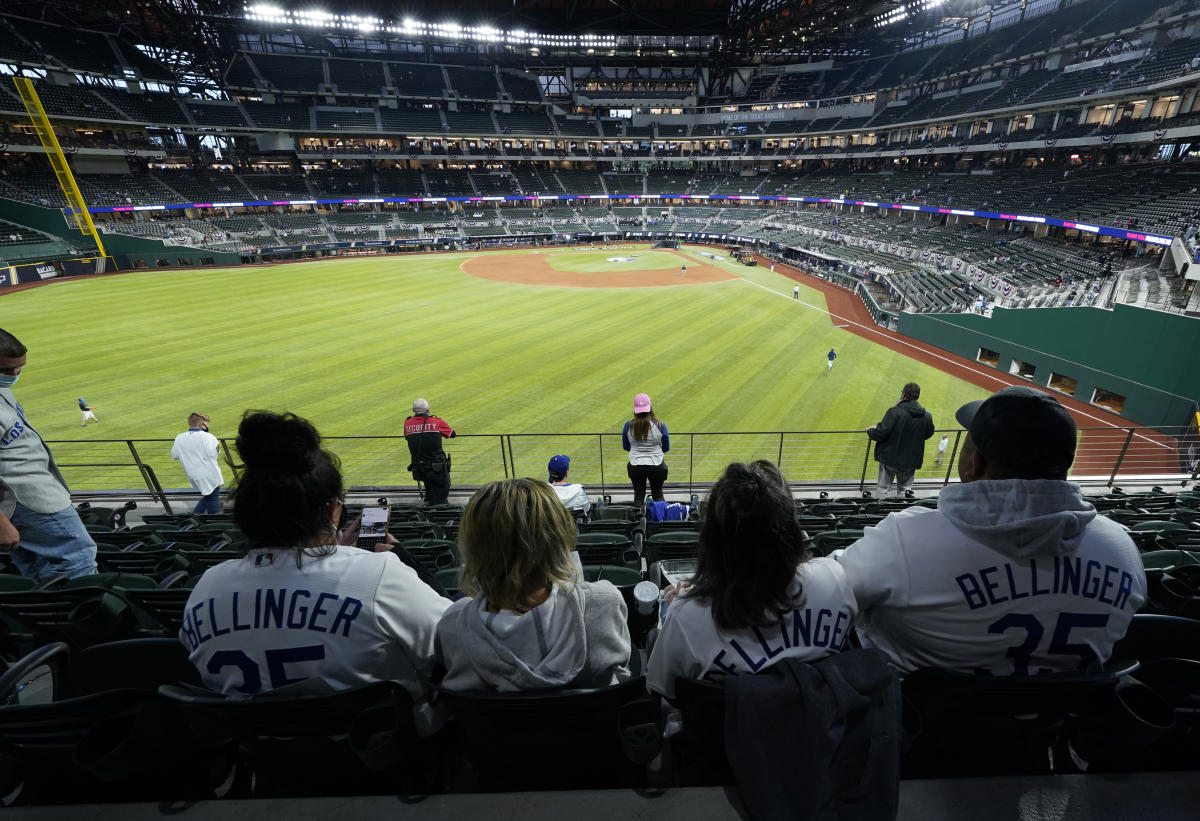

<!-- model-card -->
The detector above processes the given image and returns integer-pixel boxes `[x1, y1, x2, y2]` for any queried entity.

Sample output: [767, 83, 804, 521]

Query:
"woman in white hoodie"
[437, 478, 633, 692]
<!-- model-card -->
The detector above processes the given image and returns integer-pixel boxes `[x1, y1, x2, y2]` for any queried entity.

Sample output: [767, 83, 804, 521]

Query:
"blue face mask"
[0, 373, 18, 389]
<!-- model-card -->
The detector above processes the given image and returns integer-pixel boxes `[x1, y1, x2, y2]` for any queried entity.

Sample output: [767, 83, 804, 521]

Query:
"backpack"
[647, 501, 692, 522]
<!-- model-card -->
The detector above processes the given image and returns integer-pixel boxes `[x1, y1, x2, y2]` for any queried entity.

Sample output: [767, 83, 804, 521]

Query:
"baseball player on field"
[836, 386, 1146, 676]
[78, 397, 100, 426]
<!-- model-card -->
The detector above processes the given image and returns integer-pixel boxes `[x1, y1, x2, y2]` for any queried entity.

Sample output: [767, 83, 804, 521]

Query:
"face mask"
[0, 373, 18, 388]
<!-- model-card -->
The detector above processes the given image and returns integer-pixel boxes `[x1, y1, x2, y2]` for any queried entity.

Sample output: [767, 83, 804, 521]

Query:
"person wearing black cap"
[836, 385, 1146, 676]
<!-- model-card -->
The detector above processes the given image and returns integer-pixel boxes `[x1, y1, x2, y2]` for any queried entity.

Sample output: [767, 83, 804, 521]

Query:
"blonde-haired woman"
[436, 478, 632, 692]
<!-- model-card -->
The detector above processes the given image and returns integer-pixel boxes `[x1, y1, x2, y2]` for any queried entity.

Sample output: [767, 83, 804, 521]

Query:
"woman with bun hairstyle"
[436, 478, 631, 692]
[180, 410, 450, 734]
[622, 392, 669, 506]
[646, 461, 857, 700]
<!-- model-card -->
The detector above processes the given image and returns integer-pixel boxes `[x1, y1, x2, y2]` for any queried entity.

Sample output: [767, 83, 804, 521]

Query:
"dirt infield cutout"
[459, 249, 738, 288]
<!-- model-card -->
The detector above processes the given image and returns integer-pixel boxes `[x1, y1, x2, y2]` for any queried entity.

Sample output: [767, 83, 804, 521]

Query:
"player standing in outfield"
[934, 433, 949, 466]
[78, 397, 100, 426]
[837, 386, 1146, 675]
[793, 284, 800, 299]
[826, 348, 837, 373]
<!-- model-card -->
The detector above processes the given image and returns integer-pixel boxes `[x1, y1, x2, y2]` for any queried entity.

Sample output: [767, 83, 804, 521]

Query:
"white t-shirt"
[550, 481, 591, 512]
[647, 557, 857, 699]
[181, 544, 451, 735]
[171, 428, 224, 495]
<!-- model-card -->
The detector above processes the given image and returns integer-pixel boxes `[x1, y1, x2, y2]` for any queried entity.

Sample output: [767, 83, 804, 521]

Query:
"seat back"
[160, 681, 424, 797]
[575, 533, 640, 570]
[436, 675, 650, 791]
[672, 677, 733, 785]
[901, 660, 1159, 777]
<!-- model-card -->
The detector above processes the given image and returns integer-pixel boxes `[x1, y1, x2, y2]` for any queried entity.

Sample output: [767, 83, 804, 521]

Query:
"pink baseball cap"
[633, 393, 652, 413]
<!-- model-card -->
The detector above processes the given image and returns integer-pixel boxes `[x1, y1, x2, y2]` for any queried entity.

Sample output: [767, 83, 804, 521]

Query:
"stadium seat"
[395, 539, 459, 573]
[593, 504, 641, 523]
[901, 660, 1171, 777]
[0, 641, 210, 804]
[432, 668, 653, 792]
[0, 587, 170, 658]
[807, 529, 866, 556]
[575, 532, 641, 570]
[160, 680, 430, 797]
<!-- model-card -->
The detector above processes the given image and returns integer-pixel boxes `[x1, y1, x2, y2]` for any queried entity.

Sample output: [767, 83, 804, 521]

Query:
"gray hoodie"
[836, 478, 1145, 674]
[936, 478, 1098, 560]
[437, 579, 632, 692]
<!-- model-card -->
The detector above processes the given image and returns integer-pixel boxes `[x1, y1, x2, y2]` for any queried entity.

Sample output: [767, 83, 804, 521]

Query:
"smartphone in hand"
[355, 506, 390, 550]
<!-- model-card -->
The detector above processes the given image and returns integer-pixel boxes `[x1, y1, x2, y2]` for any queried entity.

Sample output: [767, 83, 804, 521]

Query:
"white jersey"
[549, 481, 591, 512]
[171, 429, 224, 495]
[836, 479, 1146, 676]
[647, 557, 857, 699]
[181, 544, 451, 734]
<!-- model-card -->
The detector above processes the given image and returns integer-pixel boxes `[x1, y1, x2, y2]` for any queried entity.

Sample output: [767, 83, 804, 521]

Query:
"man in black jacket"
[867, 382, 935, 497]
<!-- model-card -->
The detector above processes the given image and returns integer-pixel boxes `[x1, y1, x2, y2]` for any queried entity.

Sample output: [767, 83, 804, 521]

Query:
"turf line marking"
[737, 277, 1170, 448]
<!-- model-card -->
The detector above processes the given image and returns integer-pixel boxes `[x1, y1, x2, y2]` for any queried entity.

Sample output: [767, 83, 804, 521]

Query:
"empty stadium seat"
[431, 668, 652, 792]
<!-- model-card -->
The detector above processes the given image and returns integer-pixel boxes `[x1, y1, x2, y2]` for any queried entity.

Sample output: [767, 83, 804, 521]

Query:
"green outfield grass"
[1, 244, 989, 492]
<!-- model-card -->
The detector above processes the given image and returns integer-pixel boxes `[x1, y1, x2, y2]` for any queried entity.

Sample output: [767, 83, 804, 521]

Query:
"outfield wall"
[898, 305, 1200, 431]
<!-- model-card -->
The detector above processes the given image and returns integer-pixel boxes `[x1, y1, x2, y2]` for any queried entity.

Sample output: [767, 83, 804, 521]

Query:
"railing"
[47, 426, 1198, 497]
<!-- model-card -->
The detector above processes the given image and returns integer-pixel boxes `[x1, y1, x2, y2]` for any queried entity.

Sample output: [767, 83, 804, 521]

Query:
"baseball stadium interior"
[1, 0, 1200, 817]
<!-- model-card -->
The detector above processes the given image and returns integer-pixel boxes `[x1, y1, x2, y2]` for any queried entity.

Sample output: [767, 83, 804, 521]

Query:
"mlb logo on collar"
[254, 553, 275, 567]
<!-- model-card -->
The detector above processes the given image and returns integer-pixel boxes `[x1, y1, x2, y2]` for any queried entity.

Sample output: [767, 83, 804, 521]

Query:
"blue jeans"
[194, 486, 222, 515]
[8, 503, 98, 581]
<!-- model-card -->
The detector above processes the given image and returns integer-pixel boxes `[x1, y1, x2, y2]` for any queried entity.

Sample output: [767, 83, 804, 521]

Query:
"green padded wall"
[898, 305, 1200, 431]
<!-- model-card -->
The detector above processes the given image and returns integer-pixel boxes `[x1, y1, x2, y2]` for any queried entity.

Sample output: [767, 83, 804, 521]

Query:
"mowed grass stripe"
[1, 248, 989, 490]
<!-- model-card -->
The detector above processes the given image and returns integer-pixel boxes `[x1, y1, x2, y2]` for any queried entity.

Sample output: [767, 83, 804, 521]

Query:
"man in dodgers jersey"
[837, 385, 1145, 676]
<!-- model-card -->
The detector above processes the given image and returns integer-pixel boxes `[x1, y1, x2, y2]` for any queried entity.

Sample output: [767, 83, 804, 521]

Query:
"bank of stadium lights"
[873, 0, 948, 28]
[243, 4, 620, 46]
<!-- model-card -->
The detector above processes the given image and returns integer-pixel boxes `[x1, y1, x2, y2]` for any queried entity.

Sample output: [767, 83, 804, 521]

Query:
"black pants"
[628, 462, 668, 506]
[416, 462, 451, 505]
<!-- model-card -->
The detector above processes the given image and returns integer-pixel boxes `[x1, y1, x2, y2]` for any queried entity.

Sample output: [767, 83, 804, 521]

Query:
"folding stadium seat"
[795, 512, 839, 532]
[900, 659, 1171, 778]
[593, 504, 642, 523]
[423, 504, 464, 526]
[138, 513, 203, 530]
[575, 532, 641, 570]
[395, 539, 459, 573]
[0, 587, 171, 659]
[86, 530, 164, 550]
[431, 663, 653, 792]
[839, 513, 888, 529]
[644, 531, 700, 583]
[806, 529, 866, 557]
[1154, 530, 1200, 552]
[160, 680, 431, 798]
[0, 640, 208, 804]
[644, 519, 700, 539]
[578, 519, 642, 541]
[387, 522, 445, 541]
[805, 500, 861, 518]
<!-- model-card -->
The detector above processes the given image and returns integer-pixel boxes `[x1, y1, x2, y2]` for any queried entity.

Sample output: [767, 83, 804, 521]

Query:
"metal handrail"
[46, 425, 1196, 495]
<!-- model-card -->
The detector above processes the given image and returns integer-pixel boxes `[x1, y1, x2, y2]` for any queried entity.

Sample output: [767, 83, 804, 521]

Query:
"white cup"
[633, 581, 659, 616]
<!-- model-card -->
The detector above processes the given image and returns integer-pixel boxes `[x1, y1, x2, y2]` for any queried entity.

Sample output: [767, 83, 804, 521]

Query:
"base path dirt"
[758, 253, 1181, 476]
[459, 249, 737, 288]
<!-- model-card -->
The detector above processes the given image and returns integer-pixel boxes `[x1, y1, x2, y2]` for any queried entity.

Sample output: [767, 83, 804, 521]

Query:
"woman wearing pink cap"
[622, 393, 670, 506]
